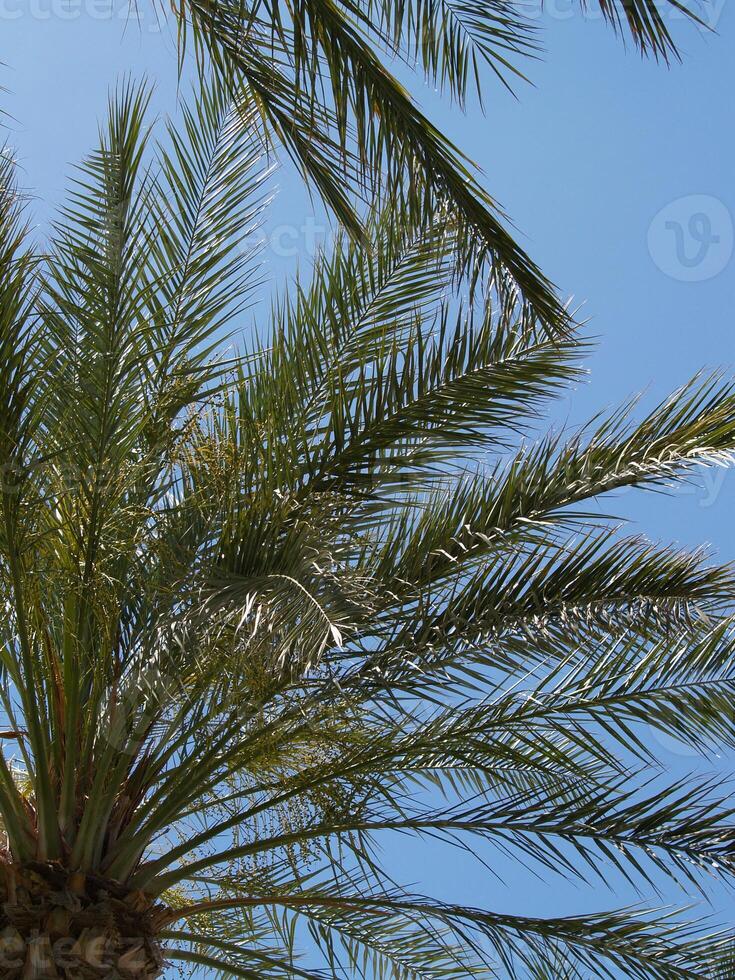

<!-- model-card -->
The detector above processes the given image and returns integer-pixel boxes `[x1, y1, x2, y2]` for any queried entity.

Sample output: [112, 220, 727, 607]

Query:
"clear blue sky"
[4, 1, 735, 972]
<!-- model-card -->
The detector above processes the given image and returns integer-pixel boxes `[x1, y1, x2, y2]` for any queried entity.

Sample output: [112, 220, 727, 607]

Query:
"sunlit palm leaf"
[0, 74, 732, 978]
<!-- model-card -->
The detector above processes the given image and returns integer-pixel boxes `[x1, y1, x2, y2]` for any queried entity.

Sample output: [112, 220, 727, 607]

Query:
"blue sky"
[4, 0, 735, 972]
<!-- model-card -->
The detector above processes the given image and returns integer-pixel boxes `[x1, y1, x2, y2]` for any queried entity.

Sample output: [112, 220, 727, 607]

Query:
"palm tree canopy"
[0, 77, 734, 977]
[165, 0, 708, 332]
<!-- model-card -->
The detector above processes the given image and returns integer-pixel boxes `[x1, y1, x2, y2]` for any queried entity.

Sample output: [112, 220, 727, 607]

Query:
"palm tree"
[0, 75, 734, 978]
[160, 0, 708, 332]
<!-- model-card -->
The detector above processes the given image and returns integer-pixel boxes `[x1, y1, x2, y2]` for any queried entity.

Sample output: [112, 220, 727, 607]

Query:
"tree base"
[0, 863, 166, 978]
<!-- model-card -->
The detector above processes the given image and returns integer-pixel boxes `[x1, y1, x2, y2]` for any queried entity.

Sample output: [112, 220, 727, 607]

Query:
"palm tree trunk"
[0, 864, 165, 978]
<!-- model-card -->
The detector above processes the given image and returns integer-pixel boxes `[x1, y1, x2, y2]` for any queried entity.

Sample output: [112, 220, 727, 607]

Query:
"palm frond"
[0, 77, 731, 978]
[164, 0, 708, 336]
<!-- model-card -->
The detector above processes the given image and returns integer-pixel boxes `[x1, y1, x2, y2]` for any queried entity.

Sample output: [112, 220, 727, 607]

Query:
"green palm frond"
[157, 0, 708, 334]
[0, 75, 734, 978]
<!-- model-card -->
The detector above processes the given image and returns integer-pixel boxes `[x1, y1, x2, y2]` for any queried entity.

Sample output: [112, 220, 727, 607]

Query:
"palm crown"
[0, 76, 734, 978]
